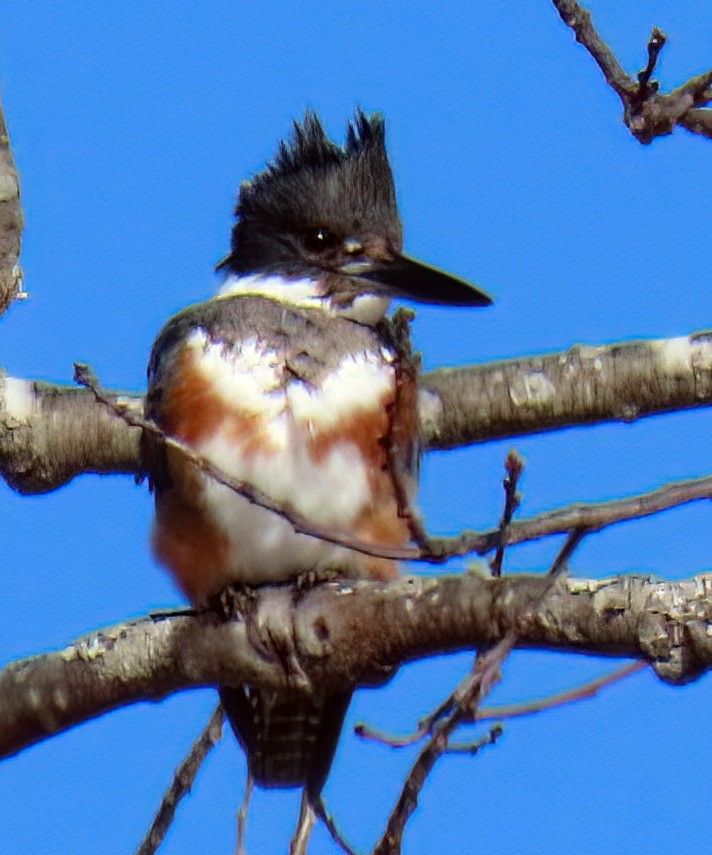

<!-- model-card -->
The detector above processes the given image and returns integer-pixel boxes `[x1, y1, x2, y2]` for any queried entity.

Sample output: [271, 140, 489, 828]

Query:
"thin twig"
[373, 515, 601, 849]
[75, 362, 712, 566]
[373, 636, 514, 855]
[312, 797, 360, 855]
[546, 527, 588, 578]
[476, 660, 647, 721]
[289, 791, 316, 855]
[356, 661, 646, 747]
[353, 723, 422, 749]
[74, 362, 419, 563]
[443, 727, 504, 753]
[466, 472, 712, 559]
[235, 773, 253, 855]
[385, 308, 433, 552]
[636, 27, 666, 92]
[135, 705, 224, 855]
[490, 450, 524, 577]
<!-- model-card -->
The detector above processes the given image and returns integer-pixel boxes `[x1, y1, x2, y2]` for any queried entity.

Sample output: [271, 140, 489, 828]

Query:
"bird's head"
[218, 110, 492, 312]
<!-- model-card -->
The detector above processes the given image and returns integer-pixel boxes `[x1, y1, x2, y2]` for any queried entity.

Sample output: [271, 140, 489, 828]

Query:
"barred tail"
[219, 685, 353, 797]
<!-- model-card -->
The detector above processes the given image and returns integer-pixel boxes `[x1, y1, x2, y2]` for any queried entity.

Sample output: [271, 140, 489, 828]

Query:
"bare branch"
[363, 514, 629, 847]
[480, 472, 712, 556]
[375, 728, 502, 855]
[330, 469, 712, 563]
[636, 28, 666, 92]
[490, 450, 524, 578]
[0, 373, 142, 493]
[546, 527, 588, 578]
[420, 329, 712, 450]
[366, 523, 588, 840]
[356, 661, 646, 746]
[6, 361, 712, 570]
[677, 106, 712, 136]
[1, 329, 711, 493]
[376, 515, 615, 848]
[550, 0, 634, 97]
[0, 97, 24, 315]
[551, 0, 712, 142]
[2, 571, 710, 760]
[74, 364, 712, 567]
[289, 792, 314, 855]
[476, 660, 647, 722]
[135, 705, 224, 855]
[311, 799, 359, 855]
[74, 362, 423, 563]
[7, 361, 712, 567]
[374, 639, 512, 854]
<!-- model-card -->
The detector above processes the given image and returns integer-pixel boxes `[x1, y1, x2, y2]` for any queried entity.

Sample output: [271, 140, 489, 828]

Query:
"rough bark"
[0, 376, 142, 493]
[2, 571, 710, 759]
[420, 330, 712, 450]
[0, 97, 23, 314]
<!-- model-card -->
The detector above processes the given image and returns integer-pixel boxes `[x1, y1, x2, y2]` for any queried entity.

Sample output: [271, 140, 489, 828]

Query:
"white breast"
[184, 327, 396, 585]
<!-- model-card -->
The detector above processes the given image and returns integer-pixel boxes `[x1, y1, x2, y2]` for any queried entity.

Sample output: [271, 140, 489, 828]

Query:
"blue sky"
[1, 2, 711, 853]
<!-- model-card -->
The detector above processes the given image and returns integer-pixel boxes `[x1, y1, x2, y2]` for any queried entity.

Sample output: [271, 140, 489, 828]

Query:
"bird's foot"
[293, 566, 343, 602]
[207, 582, 256, 621]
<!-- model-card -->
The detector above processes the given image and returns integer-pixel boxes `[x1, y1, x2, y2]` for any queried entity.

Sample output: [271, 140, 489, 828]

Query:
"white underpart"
[288, 347, 395, 431]
[186, 330, 286, 435]
[217, 272, 391, 325]
[217, 273, 324, 306]
[185, 327, 396, 584]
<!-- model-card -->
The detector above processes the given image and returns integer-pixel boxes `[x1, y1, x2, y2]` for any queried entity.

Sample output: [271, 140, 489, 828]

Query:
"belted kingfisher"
[144, 111, 491, 812]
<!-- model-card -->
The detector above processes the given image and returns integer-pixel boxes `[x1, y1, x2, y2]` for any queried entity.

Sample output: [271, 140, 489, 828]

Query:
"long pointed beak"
[353, 253, 492, 307]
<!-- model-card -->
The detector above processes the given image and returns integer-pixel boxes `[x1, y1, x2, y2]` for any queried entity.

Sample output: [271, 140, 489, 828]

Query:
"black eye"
[304, 227, 339, 253]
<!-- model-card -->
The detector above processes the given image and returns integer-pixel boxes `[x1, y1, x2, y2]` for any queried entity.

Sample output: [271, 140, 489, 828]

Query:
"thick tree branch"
[420, 329, 712, 450]
[2, 329, 712, 493]
[0, 375, 142, 493]
[2, 571, 711, 760]
[552, 0, 712, 142]
[0, 97, 24, 315]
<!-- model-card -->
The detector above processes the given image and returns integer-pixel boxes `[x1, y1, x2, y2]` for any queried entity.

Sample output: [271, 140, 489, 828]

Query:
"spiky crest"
[223, 110, 399, 274]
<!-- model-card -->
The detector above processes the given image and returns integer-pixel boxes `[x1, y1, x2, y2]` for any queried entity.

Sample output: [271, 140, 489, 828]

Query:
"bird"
[143, 110, 491, 824]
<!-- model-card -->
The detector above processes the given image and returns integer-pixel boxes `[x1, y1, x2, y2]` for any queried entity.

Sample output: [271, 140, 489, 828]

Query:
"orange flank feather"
[151, 459, 231, 602]
[308, 403, 409, 581]
[157, 347, 282, 456]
